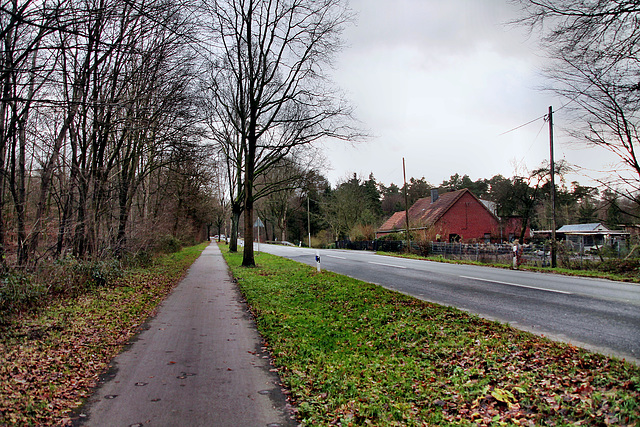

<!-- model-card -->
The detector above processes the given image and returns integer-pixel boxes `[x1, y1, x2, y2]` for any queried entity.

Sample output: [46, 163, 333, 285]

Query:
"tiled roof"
[378, 211, 406, 232]
[378, 189, 472, 232]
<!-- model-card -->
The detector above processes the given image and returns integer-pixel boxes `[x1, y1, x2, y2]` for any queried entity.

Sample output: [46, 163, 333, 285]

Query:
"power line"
[498, 114, 546, 136]
[523, 119, 548, 157]
[498, 86, 587, 137]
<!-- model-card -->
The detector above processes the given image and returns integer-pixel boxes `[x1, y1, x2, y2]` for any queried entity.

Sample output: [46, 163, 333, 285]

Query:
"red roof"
[378, 211, 406, 232]
[378, 189, 492, 232]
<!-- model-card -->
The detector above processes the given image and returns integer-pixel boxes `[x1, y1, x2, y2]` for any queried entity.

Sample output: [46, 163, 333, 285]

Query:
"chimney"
[431, 189, 439, 203]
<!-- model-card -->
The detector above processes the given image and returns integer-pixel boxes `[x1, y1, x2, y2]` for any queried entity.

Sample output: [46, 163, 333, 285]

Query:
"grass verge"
[0, 243, 207, 426]
[223, 248, 640, 426]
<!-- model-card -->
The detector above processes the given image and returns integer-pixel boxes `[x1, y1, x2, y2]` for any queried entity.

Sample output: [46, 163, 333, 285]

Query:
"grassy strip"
[0, 243, 207, 426]
[223, 248, 640, 426]
[376, 251, 640, 283]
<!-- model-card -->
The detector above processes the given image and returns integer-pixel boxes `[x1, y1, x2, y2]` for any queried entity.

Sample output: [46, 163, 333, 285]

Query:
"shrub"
[311, 229, 337, 248]
[125, 250, 154, 268]
[83, 259, 123, 287]
[349, 224, 375, 241]
[0, 255, 127, 324]
[37, 256, 123, 297]
[157, 235, 182, 253]
[597, 259, 640, 275]
[0, 272, 44, 324]
[309, 236, 325, 248]
[379, 232, 405, 241]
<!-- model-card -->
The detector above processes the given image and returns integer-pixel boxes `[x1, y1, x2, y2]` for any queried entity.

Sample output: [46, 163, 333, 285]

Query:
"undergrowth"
[0, 242, 207, 425]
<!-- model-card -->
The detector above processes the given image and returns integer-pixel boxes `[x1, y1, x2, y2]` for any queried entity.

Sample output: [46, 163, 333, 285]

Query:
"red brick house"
[376, 188, 527, 243]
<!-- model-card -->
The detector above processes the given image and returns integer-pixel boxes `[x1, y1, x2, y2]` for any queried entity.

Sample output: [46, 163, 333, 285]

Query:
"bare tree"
[0, 0, 208, 267]
[512, 1, 640, 204]
[200, 84, 245, 252]
[255, 156, 320, 242]
[204, 0, 358, 266]
[0, 0, 63, 266]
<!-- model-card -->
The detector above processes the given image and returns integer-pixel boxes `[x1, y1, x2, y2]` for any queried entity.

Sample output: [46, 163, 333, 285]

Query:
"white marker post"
[315, 250, 321, 273]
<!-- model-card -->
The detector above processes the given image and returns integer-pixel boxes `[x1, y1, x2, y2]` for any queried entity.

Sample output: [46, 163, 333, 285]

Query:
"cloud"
[323, 0, 614, 187]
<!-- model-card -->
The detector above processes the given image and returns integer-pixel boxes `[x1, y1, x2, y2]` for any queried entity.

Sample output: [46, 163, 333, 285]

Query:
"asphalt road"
[257, 244, 640, 364]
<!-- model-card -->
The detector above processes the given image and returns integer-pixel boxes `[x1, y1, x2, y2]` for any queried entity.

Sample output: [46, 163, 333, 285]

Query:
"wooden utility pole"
[548, 106, 557, 268]
[307, 196, 311, 248]
[403, 158, 411, 253]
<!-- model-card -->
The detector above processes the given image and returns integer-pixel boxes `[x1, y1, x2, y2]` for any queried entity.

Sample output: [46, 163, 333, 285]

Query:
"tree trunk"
[0, 81, 7, 267]
[242, 201, 254, 266]
[56, 125, 79, 257]
[74, 175, 89, 258]
[14, 49, 37, 265]
[242, 132, 256, 267]
[173, 196, 184, 237]
[14, 112, 27, 266]
[229, 205, 240, 252]
[116, 179, 131, 258]
[280, 210, 287, 242]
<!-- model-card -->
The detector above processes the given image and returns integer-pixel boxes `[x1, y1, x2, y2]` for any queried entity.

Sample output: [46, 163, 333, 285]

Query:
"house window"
[484, 233, 491, 243]
[449, 234, 461, 243]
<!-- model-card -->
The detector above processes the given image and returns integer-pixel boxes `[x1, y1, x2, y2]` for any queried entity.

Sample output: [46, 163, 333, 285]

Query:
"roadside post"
[316, 251, 321, 273]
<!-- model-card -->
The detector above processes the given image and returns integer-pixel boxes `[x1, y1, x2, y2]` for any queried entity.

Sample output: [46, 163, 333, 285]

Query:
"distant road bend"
[257, 244, 640, 364]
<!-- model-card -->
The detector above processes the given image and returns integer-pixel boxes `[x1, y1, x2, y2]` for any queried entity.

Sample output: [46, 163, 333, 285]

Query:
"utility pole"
[307, 196, 311, 248]
[548, 106, 557, 268]
[403, 158, 411, 253]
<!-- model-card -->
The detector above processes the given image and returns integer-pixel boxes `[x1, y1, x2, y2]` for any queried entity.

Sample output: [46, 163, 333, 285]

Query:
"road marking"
[459, 276, 572, 294]
[369, 261, 407, 269]
[326, 255, 346, 259]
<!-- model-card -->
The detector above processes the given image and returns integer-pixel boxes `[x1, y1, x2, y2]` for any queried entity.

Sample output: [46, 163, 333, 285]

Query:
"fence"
[429, 242, 520, 264]
[335, 240, 522, 262]
[334, 240, 415, 252]
[333, 240, 614, 267]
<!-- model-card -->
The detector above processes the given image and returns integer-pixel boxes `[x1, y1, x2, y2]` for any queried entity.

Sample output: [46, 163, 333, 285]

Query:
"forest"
[0, 0, 223, 270]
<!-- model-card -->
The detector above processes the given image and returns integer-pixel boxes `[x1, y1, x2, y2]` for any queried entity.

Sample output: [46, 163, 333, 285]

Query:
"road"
[256, 244, 640, 364]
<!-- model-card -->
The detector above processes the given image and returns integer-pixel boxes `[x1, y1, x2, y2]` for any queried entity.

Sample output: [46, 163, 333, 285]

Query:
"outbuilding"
[556, 223, 628, 252]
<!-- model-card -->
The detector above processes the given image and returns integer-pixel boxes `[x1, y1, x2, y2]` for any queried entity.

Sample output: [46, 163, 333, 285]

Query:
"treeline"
[1, 0, 219, 269]
[254, 169, 634, 246]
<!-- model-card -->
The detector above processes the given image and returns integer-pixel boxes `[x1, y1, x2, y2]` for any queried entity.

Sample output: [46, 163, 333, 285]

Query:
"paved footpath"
[76, 243, 296, 427]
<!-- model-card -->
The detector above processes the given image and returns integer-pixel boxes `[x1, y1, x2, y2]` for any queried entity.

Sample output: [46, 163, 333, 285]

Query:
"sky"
[321, 0, 618, 189]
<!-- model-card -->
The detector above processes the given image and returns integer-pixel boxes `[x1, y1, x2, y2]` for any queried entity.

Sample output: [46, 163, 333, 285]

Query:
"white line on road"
[326, 255, 346, 259]
[459, 276, 572, 294]
[369, 261, 407, 269]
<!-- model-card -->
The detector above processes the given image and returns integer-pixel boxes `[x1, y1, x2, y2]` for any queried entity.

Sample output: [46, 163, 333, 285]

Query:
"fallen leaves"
[0, 244, 206, 425]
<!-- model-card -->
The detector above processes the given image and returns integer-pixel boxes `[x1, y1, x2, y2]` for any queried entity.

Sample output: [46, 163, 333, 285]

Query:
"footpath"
[76, 243, 297, 427]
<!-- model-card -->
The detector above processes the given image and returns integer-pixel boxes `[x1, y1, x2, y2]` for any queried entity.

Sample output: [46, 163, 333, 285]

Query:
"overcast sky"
[321, 0, 617, 188]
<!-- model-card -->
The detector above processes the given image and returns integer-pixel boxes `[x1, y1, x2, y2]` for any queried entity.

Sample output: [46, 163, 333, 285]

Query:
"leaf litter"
[0, 244, 206, 425]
